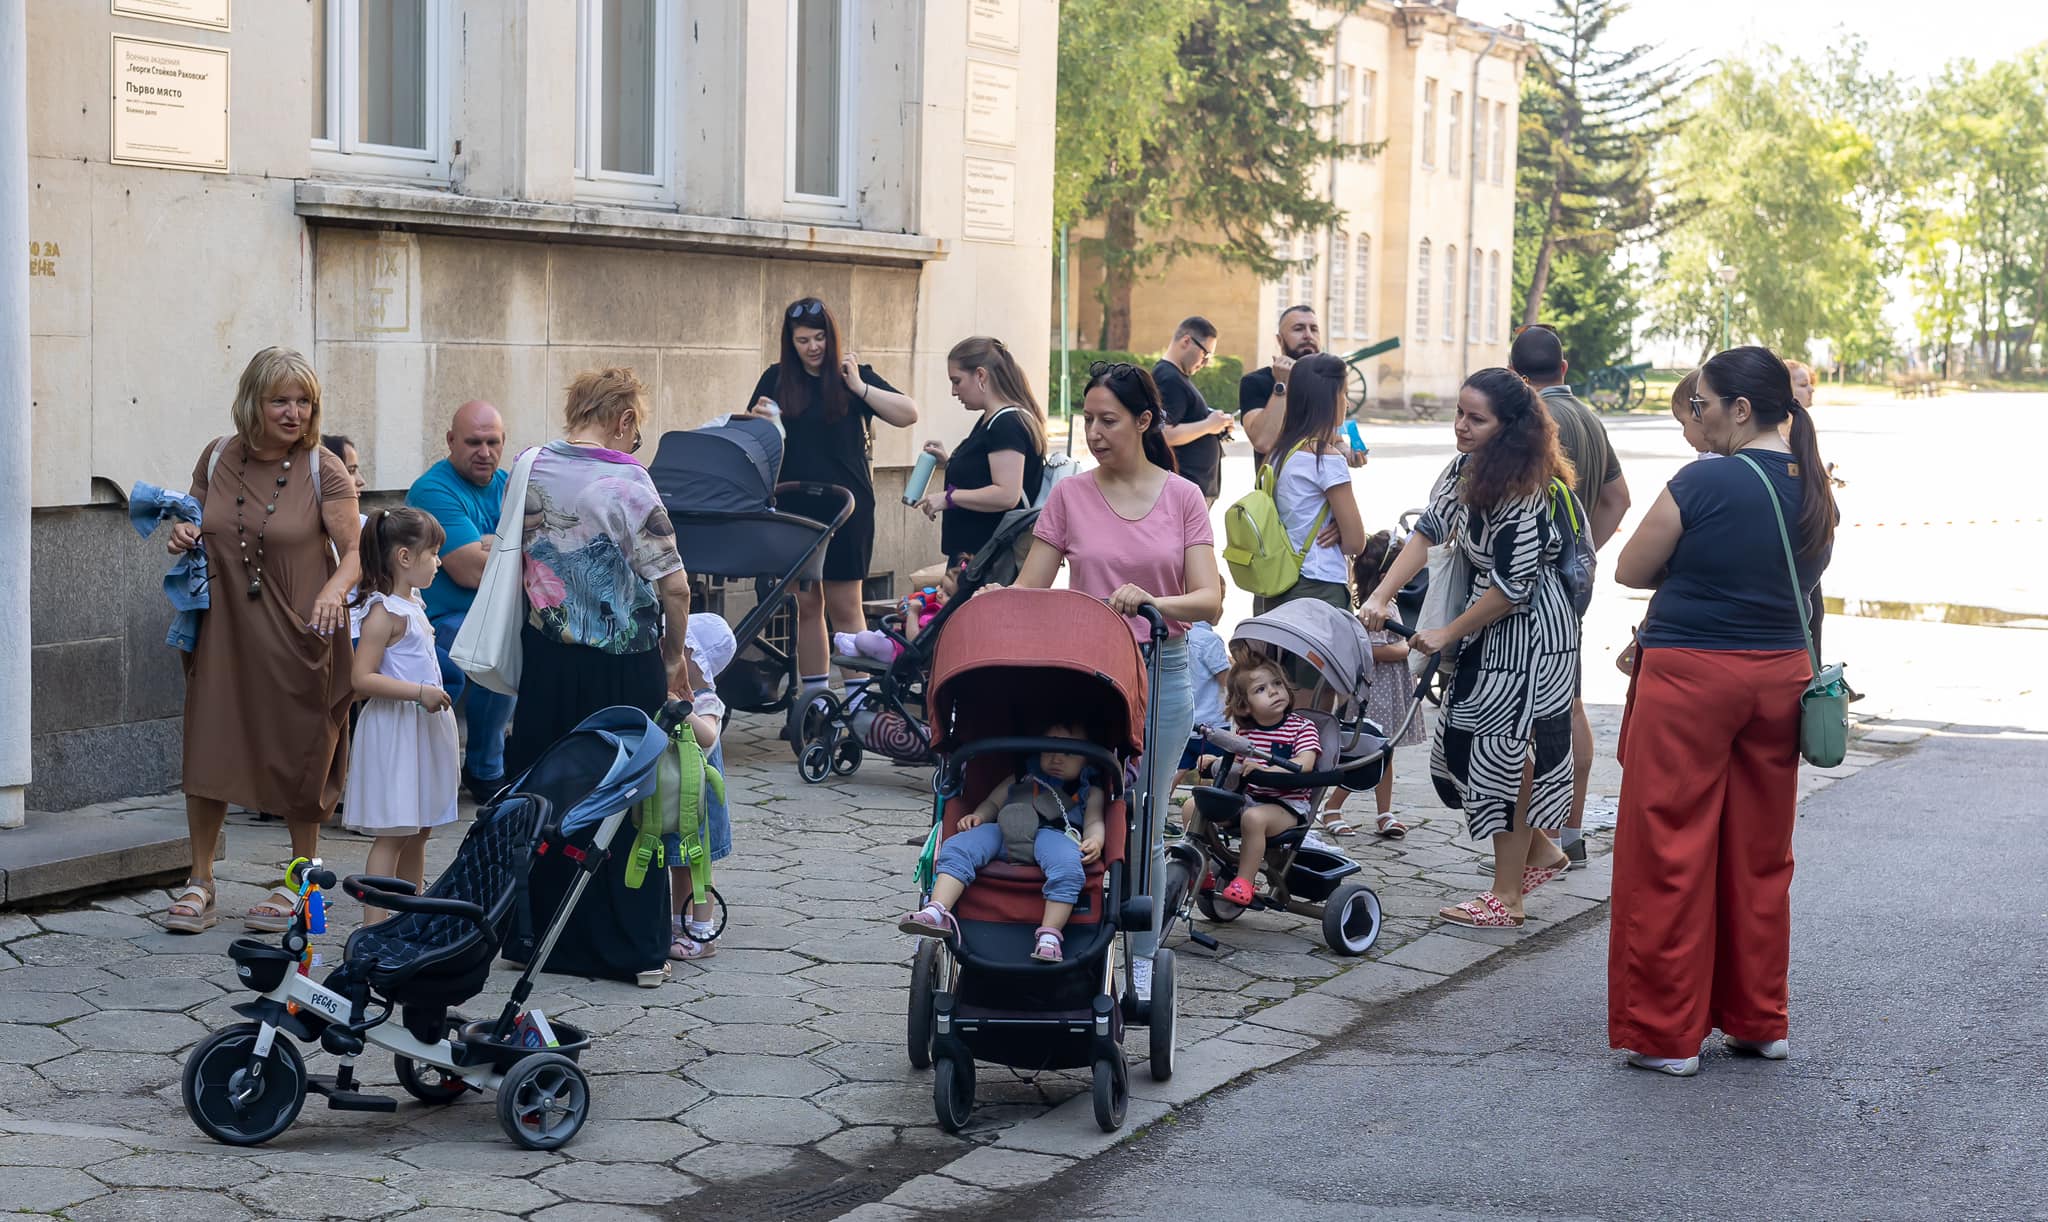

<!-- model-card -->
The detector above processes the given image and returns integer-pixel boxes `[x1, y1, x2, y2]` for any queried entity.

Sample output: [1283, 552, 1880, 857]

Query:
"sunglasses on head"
[788, 300, 826, 320]
[1089, 360, 1139, 379]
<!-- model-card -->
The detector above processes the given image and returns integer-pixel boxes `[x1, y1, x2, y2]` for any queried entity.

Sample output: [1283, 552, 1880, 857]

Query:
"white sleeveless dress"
[344, 592, 460, 836]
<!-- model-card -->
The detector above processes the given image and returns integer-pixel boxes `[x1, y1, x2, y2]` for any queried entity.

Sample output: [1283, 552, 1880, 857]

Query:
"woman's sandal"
[1374, 813, 1408, 839]
[1440, 892, 1524, 928]
[244, 885, 299, 933]
[164, 880, 217, 934]
[1521, 861, 1568, 895]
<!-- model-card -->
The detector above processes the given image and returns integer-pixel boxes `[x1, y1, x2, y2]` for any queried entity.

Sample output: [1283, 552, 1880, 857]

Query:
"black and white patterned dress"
[1415, 455, 1579, 839]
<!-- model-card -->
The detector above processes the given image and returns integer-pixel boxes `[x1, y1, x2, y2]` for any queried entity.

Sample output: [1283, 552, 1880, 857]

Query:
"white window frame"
[1492, 101, 1508, 184]
[574, 0, 674, 204]
[311, 0, 451, 181]
[1449, 90, 1463, 176]
[1352, 234, 1371, 339]
[1296, 245, 1317, 313]
[1443, 244, 1458, 342]
[1421, 79, 1438, 168]
[1416, 239, 1432, 340]
[785, 0, 859, 221]
[1359, 71, 1376, 144]
[1327, 232, 1349, 338]
[1467, 247, 1483, 340]
[1336, 66, 1355, 148]
[1487, 251, 1502, 343]
[1474, 100, 1488, 183]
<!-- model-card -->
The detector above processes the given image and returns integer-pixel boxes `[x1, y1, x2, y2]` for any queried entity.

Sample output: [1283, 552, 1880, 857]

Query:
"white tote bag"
[1409, 533, 1473, 689]
[451, 447, 539, 697]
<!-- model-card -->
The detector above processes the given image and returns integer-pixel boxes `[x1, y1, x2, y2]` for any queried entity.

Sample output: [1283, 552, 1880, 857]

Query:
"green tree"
[1051, 0, 1199, 232]
[1514, 0, 1685, 325]
[1072, 0, 1354, 348]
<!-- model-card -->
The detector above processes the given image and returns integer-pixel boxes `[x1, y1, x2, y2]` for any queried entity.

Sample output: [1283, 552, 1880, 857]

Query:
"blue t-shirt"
[1186, 621, 1230, 731]
[406, 458, 511, 622]
[1638, 449, 1829, 652]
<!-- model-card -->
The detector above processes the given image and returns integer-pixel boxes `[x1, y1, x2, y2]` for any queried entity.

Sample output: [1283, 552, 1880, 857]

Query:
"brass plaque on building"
[111, 36, 230, 174]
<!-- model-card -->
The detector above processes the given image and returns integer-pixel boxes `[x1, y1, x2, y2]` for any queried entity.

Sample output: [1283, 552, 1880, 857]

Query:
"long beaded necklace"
[232, 444, 299, 598]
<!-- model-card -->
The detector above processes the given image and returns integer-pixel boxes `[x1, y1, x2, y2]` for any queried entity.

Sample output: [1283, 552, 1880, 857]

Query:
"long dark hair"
[1083, 364, 1177, 474]
[354, 507, 446, 603]
[776, 296, 849, 422]
[1702, 345, 1836, 560]
[1264, 353, 1347, 472]
[1459, 367, 1574, 508]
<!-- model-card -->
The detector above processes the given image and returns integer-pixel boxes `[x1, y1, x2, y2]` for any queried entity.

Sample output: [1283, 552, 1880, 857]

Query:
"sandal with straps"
[1440, 892, 1524, 928]
[164, 879, 217, 934]
[1521, 861, 1567, 895]
[243, 885, 299, 933]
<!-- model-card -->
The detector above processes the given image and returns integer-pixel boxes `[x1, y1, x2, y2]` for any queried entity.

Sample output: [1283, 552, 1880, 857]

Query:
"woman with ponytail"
[1607, 345, 1834, 1077]
[915, 335, 1047, 559]
[1017, 359, 1223, 998]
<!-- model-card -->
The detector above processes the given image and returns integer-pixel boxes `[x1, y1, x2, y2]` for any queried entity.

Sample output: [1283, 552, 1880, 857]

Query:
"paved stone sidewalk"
[0, 707, 1909, 1219]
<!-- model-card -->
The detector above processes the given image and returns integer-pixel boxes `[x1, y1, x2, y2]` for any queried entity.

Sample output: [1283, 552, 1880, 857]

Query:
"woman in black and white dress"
[1358, 368, 1579, 928]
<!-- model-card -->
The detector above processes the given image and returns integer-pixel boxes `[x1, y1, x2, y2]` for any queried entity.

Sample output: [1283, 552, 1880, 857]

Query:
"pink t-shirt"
[1033, 469, 1215, 642]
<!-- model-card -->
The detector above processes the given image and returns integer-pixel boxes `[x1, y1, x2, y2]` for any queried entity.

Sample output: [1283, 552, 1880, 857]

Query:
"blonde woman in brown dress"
[162, 348, 361, 933]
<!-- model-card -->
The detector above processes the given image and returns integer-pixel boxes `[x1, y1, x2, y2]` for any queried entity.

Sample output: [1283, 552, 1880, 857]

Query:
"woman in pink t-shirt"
[1017, 360, 1222, 993]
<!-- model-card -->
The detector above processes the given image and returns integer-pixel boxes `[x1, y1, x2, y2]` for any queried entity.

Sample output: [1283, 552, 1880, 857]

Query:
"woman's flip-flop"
[1440, 892, 1524, 928]
[163, 880, 216, 934]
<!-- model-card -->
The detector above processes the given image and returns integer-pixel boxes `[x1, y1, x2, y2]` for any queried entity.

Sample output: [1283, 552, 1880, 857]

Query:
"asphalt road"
[1005, 723, 2048, 1222]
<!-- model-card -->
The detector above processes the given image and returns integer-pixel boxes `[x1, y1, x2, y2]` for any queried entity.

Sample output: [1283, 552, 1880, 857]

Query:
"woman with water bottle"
[911, 335, 1047, 561]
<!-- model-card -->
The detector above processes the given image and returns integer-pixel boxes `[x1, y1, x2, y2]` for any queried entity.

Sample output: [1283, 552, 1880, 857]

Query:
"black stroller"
[648, 416, 852, 728]
[787, 506, 1043, 782]
[907, 589, 1172, 1133]
[181, 707, 667, 1152]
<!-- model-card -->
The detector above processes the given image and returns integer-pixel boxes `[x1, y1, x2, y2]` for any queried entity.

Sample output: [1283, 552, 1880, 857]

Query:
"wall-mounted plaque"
[112, 0, 231, 33]
[967, 0, 1019, 52]
[963, 158, 1016, 243]
[111, 36, 230, 173]
[965, 60, 1019, 148]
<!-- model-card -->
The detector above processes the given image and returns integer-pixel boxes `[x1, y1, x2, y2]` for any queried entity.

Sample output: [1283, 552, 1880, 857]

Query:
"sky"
[1456, 0, 2048, 78]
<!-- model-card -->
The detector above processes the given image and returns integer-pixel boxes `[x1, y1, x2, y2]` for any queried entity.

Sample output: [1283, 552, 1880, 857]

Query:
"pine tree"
[1516, 0, 1685, 326]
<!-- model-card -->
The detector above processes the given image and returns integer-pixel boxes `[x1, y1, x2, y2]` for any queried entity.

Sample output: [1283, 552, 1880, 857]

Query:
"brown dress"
[182, 437, 357, 820]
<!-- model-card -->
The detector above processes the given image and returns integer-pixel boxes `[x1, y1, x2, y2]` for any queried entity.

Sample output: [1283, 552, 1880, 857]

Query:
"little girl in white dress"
[345, 507, 459, 924]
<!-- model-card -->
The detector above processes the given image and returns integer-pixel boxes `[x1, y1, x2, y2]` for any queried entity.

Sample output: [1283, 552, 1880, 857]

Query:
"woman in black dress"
[748, 297, 919, 688]
[913, 335, 1046, 560]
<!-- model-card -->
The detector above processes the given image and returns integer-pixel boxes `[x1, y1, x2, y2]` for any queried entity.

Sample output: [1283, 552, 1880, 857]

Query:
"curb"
[834, 851, 1616, 1220]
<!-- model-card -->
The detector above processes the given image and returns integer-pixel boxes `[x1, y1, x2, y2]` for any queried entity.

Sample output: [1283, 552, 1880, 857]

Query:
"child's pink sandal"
[1030, 927, 1064, 963]
[897, 903, 958, 941]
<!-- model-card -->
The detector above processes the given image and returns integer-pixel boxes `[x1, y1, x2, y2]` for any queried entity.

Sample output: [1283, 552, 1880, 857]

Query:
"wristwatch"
[1272, 381, 1287, 396]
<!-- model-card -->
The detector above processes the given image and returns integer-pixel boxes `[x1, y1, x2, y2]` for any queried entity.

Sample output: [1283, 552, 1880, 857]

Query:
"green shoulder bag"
[1736, 454, 1849, 768]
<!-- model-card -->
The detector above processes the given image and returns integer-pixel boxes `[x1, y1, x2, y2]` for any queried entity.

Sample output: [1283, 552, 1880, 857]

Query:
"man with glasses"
[1153, 316, 1231, 505]
[1239, 305, 1325, 464]
[1508, 325, 1631, 870]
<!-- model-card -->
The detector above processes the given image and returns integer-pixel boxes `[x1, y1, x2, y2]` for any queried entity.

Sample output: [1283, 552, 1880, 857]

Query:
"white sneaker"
[1130, 955, 1153, 1003]
[1626, 1053, 1700, 1077]
[1724, 1036, 1789, 1060]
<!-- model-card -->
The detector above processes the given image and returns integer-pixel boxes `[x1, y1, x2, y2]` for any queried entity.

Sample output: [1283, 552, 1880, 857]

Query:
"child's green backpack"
[626, 718, 725, 904]
[1222, 440, 1330, 598]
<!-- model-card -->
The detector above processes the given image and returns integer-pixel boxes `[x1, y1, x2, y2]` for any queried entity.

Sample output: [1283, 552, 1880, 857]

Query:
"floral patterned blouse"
[520, 441, 685, 655]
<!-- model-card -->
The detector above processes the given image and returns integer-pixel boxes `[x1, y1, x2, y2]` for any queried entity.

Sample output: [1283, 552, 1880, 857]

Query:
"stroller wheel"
[1090, 1055, 1128, 1132]
[933, 1054, 975, 1133]
[181, 1023, 307, 1147]
[395, 1054, 470, 1104]
[1322, 882, 1383, 957]
[831, 738, 864, 776]
[786, 690, 839, 762]
[907, 940, 940, 1070]
[799, 742, 833, 784]
[497, 1052, 590, 1151]
[1195, 887, 1245, 923]
[1147, 948, 1177, 1082]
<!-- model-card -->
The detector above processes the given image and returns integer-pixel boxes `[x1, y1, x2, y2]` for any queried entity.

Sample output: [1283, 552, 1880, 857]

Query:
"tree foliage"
[1051, 0, 1199, 232]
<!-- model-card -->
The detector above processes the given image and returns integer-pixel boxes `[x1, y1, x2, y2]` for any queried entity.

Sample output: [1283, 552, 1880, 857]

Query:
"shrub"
[1046, 349, 1246, 418]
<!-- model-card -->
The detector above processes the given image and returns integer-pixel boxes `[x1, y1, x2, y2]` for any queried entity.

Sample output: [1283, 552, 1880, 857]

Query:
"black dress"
[748, 364, 898, 582]
[939, 407, 1043, 559]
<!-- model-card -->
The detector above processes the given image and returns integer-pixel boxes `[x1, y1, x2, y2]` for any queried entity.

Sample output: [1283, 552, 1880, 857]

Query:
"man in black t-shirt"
[1239, 304, 1325, 463]
[1153, 316, 1232, 503]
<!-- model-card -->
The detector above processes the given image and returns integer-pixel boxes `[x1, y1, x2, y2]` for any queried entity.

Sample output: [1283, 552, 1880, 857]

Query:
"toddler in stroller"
[835, 552, 966, 665]
[897, 721, 1108, 963]
[1194, 654, 1329, 910]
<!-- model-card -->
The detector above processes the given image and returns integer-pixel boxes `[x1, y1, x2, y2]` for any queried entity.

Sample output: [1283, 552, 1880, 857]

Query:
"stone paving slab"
[0, 708, 1914, 1218]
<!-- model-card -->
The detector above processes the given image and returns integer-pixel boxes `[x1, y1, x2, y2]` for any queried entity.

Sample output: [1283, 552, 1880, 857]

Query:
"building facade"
[12, 0, 1056, 814]
[1062, 0, 1526, 408]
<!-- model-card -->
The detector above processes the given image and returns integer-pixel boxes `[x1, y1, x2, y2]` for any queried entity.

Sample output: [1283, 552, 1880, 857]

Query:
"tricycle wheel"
[1091, 1055, 1128, 1132]
[182, 1023, 306, 1147]
[1322, 882, 1383, 956]
[907, 940, 940, 1070]
[497, 1052, 589, 1150]
[1147, 947, 1177, 1082]
[395, 1054, 470, 1104]
[1195, 886, 1243, 923]
[933, 1054, 975, 1133]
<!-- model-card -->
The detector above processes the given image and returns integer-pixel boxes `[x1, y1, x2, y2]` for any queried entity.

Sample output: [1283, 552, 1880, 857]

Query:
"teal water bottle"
[904, 450, 941, 505]
[1344, 421, 1367, 453]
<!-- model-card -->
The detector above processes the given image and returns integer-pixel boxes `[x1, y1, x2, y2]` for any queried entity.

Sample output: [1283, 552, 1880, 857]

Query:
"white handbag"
[450, 447, 540, 696]
[1409, 531, 1473, 690]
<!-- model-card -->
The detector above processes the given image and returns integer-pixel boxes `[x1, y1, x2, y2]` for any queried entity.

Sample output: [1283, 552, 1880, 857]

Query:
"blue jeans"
[936, 822, 1085, 905]
[431, 606, 516, 781]
[705, 741, 731, 862]
[1133, 637, 1191, 963]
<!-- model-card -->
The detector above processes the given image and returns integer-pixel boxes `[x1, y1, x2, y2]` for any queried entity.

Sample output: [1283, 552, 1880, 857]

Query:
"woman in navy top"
[1607, 345, 1837, 1077]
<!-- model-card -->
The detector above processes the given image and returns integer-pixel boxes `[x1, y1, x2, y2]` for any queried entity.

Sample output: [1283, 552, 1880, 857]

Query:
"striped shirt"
[1234, 712, 1322, 805]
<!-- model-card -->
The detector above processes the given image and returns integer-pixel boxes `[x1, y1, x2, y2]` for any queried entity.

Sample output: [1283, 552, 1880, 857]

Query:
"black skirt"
[503, 623, 666, 779]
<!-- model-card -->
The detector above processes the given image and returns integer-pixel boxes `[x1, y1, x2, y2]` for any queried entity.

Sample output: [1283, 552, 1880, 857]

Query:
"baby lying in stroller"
[897, 721, 1107, 963]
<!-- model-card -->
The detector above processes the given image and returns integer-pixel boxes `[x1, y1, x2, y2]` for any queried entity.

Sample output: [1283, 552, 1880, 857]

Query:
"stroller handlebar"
[1135, 604, 1168, 641]
[1195, 723, 1305, 772]
[342, 874, 488, 927]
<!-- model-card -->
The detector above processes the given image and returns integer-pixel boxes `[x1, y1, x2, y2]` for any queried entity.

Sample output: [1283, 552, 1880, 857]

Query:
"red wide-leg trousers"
[1608, 647, 1809, 1060]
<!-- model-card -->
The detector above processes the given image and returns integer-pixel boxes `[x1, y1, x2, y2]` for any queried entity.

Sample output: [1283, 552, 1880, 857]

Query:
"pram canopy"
[929, 588, 1148, 756]
[509, 705, 670, 836]
[648, 420, 840, 584]
[1234, 598, 1375, 711]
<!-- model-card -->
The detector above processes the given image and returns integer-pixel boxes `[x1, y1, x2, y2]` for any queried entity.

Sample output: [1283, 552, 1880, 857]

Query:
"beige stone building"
[11, 0, 1057, 813]
[1063, 0, 1528, 408]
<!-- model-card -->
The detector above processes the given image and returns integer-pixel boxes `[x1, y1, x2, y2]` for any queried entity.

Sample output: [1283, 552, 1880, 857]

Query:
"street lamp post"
[1717, 265, 1739, 352]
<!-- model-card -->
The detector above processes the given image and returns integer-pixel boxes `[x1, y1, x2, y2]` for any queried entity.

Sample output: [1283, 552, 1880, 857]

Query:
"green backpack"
[626, 719, 725, 900]
[1222, 441, 1331, 598]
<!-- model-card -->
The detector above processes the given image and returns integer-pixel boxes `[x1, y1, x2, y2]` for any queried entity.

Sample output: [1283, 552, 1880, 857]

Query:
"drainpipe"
[1458, 24, 1501, 383]
[0, 3, 30, 828]
[1325, 21, 1342, 332]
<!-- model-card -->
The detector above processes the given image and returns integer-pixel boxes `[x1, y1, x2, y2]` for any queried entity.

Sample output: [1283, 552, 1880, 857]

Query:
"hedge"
[1045, 349, 1247, 418]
